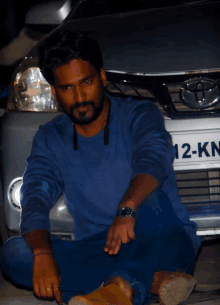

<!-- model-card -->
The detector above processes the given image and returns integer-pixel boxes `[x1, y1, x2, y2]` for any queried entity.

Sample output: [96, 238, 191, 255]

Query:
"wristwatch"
[117, 207, 137, 219]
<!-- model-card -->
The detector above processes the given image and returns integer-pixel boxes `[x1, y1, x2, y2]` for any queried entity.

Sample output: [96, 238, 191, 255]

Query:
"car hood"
[61, 1, 220, 75]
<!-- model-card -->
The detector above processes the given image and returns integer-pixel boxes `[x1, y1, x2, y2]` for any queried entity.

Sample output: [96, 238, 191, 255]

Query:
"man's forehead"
[53, 58, 96, 84]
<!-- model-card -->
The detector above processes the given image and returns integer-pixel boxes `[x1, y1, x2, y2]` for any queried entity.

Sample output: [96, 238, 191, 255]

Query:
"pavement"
[0, 272, 220, 305]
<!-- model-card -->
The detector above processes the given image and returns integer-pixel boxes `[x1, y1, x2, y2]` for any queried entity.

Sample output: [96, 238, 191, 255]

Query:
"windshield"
[67, 0, 210, 20]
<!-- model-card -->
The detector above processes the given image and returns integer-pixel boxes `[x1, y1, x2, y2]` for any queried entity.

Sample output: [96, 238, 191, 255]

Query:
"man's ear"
[100, 68, 107, 88]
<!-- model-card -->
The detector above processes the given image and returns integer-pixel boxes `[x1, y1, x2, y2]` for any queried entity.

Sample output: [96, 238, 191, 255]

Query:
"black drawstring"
[104, 100, 111, 145]
[73, 123, 78, 150]
[73, 101, 111, 150]
[104, 124, 109, 145]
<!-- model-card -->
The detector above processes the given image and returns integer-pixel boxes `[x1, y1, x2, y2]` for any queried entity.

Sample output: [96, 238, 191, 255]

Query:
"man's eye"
[84, 79, 92, 85]
[61, 86, 70, 91]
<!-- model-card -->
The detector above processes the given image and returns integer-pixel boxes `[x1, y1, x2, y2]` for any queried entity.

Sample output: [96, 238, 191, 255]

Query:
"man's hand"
[33, 253, 63, 304]
[104, 216, 136, 255]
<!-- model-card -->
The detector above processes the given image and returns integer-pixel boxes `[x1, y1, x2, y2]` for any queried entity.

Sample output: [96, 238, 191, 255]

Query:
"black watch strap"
[117, 207, 137, 219]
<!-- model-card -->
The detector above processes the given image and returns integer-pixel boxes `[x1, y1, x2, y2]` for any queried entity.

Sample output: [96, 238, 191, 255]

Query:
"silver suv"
[1, 0, 220, 242]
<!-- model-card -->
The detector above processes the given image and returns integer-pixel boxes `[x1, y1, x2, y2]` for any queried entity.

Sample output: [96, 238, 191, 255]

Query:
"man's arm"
[104, 101, 174, 255]
[21, 126, 64, 303]
[118, 173, 159, 210]
[104, 174, 158, 255]
[24, 229, 63, 304]
[24, 229, 53, 255]
[20, 126, 64, 236]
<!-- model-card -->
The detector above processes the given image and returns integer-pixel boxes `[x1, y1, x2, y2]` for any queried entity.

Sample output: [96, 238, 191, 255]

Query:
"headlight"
[7, 178, 23, 209]
[9, 57, 60, 112]
[14, 67, 58, 112]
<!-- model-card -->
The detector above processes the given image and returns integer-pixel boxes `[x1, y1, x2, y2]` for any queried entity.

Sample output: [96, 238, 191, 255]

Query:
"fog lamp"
[8, 178, 23, 209]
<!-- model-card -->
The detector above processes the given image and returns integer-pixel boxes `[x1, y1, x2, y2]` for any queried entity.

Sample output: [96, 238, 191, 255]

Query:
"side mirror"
[25, 0, 71, 25]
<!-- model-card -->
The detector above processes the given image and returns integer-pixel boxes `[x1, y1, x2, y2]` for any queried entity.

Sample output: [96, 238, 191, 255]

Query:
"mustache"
[71, 101, 95, 110]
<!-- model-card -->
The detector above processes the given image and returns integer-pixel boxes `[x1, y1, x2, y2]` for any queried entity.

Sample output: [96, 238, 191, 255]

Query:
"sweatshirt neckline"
[77, 95, 115, 143]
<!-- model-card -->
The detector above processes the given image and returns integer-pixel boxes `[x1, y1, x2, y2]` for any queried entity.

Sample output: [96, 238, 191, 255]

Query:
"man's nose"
[74, 86, 85, 104]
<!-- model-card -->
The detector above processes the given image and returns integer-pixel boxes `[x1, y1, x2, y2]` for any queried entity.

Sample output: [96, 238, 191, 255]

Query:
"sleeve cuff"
[20, 216, 51, 236]
[132, 166, 167, 185]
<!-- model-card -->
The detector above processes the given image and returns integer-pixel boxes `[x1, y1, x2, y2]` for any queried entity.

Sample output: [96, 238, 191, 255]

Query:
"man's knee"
[136, 189, 183, 230]
[0, 236, 32, 275]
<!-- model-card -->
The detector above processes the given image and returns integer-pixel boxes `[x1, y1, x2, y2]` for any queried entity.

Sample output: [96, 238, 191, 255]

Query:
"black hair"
[38, 30, 103, 85]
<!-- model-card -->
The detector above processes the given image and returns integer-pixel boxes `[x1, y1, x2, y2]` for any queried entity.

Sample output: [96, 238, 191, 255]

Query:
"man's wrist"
[118, 199, 136, 210]
[24, 229, 53, 256]
[33, 248, 53, 256]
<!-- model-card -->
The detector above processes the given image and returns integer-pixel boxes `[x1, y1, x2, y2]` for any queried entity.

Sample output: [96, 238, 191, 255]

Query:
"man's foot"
[68, 283, 133, 305]
[105, 276, 135, 303]
[150, 271, 196, 305]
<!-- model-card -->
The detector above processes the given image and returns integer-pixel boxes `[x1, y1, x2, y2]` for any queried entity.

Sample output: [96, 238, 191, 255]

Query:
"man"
[0, 30, 201, 305]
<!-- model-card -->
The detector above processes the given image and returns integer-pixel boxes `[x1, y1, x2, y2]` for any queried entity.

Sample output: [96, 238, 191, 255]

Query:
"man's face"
[51, 58, 107, 125]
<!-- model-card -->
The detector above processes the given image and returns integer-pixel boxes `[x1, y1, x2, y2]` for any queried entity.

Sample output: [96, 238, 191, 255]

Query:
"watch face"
[117, 207, 136, 219]
[121, 209, 129, 216]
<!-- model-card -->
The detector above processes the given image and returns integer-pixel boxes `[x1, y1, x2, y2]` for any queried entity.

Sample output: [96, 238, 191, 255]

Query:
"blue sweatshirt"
[20, 95, 201, 253]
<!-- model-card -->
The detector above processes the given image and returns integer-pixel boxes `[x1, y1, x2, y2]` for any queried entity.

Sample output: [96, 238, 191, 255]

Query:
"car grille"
[106, 82, 165, 113]
[106, 70, 220, 118]
[176, 169, 220, 207]
[106, 82, 155, 100]
[176, 169, 220, 235]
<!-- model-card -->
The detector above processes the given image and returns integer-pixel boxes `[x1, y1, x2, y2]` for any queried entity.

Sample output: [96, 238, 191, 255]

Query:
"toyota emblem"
[179, 77, 220, 109]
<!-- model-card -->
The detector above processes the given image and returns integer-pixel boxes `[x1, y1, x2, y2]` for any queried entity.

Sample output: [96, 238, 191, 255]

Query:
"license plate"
[171, 131, 220, 170]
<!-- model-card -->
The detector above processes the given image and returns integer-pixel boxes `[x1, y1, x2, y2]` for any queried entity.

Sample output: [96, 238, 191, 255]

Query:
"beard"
[65, 97, 105, 126]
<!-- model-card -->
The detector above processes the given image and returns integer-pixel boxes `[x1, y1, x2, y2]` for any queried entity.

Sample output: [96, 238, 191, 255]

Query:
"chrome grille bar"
[176, 169, 220, 205]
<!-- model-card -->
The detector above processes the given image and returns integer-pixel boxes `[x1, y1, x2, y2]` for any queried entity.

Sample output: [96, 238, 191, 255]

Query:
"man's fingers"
[53, 285, 63, 304]
[104, 229, 113, 252]
[121, 229, 130, 244]
[33, 281, 40, 298]
[45, 285, 54, 299]
[38, 279, 47, 298]
[33, 279, 62, 302]
[105, 219, 136, 254]
[128, 228, 136, 240]
[108, 237, 120, 254]
[113, 239, 122, 255]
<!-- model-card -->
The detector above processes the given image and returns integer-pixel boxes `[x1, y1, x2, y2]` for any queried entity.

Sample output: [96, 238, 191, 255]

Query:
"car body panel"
[59, 1, 220, 74]
[0, 112, 73, 234]
[25, 0, 72, 25]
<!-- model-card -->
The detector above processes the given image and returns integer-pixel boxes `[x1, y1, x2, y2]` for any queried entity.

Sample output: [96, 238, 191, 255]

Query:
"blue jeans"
[0, 190, 197, 305]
